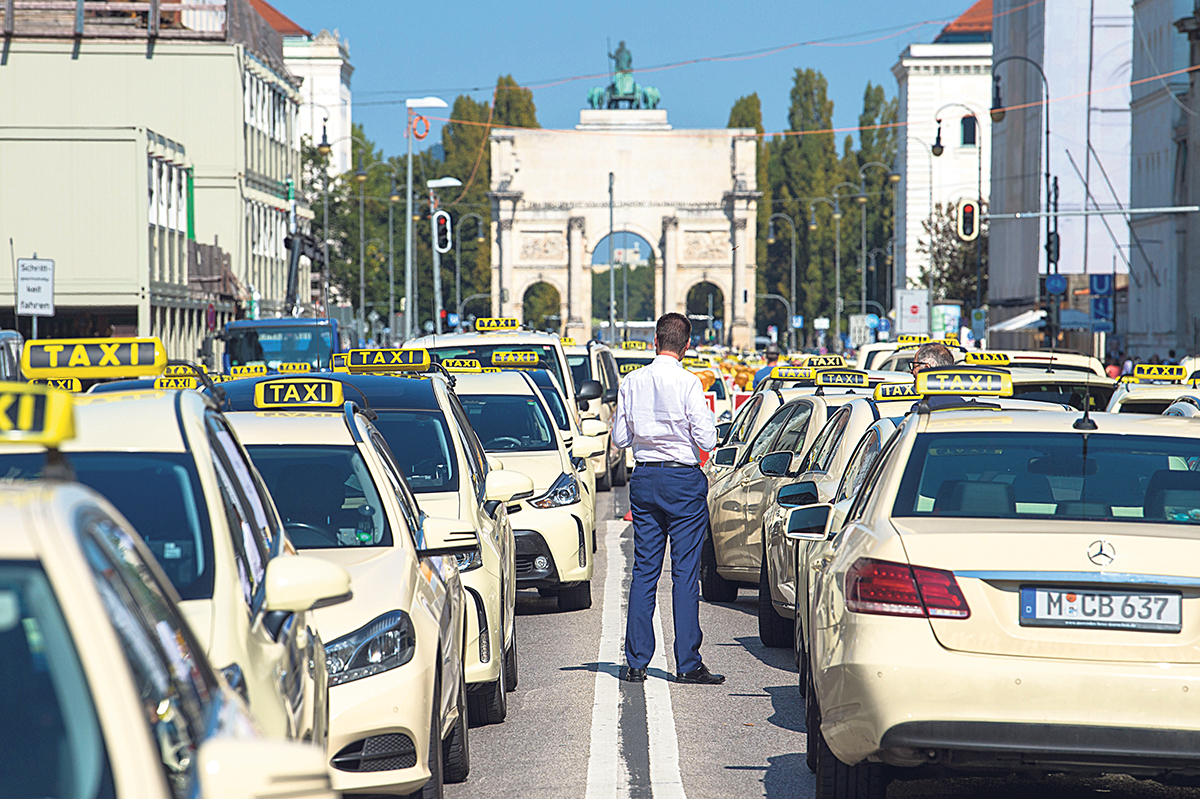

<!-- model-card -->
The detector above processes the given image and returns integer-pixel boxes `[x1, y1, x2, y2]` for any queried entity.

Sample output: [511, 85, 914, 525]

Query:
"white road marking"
[586, 520, 630, 799]
[648, 603, 687, 799]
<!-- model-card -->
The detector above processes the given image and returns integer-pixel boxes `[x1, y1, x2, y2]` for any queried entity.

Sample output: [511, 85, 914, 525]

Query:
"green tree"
[494, 75, 540, 129]
[728, 94, 780, 339]
[916, 202, 988, 304]
[854, 82, 900, 313]
[522, 282, 561, 331]
[440, 94, 493, 319]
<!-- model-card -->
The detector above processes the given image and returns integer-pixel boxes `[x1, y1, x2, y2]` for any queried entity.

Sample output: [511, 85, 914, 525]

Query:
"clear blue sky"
[274, 0, 975, 159]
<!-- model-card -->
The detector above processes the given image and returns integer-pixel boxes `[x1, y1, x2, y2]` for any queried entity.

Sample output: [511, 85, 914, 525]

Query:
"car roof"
[226, 318, 332, 327]
[224, 411, 360, 446]
[917, 408, 1198, 435]
[452, 371, 538, 396]
[215, 372, 444, 413]
[1008, 367, 1116, 386]
[409, 330, 563, 347]
[11, 391, 196, 454]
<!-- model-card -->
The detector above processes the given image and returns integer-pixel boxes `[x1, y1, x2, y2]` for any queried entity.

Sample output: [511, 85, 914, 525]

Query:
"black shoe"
[622, 666, 647, 683]
[676, 664, 725, 685]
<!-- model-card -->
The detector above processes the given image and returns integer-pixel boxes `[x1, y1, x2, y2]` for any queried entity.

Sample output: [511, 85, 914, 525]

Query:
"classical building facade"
[488, 109, 759, 346]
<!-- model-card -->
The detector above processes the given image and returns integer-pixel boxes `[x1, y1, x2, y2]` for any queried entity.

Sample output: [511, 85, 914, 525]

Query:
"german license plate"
[1019, 586, 1182, 632]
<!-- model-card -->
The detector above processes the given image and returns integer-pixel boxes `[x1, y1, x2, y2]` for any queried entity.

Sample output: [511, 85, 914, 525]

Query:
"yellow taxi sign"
[560, 337, 576, 347]
[874, 381, 918, 401]
[1117, 374, 1139, 385]
[769, 366, 815, 382]
[932, 337, 961, 348]
[916, 368, 1013, 397]
[277, 362, 313, 374]
[965, 352, 1010, 366]
[0, 383, 74, 446]
[897, 335, 930, 345]
[442, 358, 483, 373]
[621, 340, 648, 350]
[164, 363, 206, 377]
[30, 378, 81, 392]
[254, 378, 344, 409]
[1133, 363, 1185, 383]
[491, 351, 539, 368]
[475, 317, 520, 332]
[682, 357, 709, 369]
[482, 367, 502, 373]
[23, 337, 167, 380]
[229, 364, 268, 379]
[347, 348, 431, 373]
[154, 376, 198, 390]
[807, 354, 846, 368]
[619, 363, 644, 375]
[815, 369, 868, 388]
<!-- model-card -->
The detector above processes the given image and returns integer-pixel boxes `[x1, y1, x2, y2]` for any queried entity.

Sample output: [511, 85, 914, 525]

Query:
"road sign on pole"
[17, 257, 54, 338]
[895, 289, 929, 335]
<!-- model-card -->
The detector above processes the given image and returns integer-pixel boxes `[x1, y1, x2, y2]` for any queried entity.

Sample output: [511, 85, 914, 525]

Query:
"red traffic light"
[433, 210, 452, 254]
[955, 199, 980, 242]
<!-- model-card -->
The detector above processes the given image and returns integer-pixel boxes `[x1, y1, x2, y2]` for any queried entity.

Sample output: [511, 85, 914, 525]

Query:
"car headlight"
[455, 548, 483, 572]
[324, 611, 415, 686]
[718, 410, 732, 422]
[529, 472, 580, 508]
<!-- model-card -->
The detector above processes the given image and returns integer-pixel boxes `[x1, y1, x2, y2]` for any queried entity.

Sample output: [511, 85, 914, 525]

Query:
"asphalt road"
[447, 484, 1200, 799]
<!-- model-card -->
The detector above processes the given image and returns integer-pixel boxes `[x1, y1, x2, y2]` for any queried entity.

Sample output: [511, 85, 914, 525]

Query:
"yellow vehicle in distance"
[563, 341, 626, 490]
[0, 382, 338, 799]
[1107, 364, 1197, 414]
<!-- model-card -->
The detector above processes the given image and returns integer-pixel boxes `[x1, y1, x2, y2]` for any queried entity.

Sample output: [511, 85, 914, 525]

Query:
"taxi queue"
[5, 326, 1200, 799]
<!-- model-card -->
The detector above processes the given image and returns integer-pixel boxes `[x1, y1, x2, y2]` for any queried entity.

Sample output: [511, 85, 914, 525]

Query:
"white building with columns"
[892, 0, 993, 295]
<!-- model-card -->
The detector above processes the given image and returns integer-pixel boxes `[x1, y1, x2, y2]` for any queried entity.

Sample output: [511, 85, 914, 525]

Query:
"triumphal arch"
[487, 55, 759, 346]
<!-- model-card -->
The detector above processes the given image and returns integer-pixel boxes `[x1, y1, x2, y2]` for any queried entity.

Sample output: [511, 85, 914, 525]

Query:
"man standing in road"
[752, 344, 781, 389]
[613, 312, 723, 685]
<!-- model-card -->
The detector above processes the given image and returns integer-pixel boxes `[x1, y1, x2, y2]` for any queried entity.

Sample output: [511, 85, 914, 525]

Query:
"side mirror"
[603, 387, 619, 403]
[715, 421, 734, 445]
[758, 451, 792, 477]
[784, 503, 834, 542]
[778, 480, 819, 508]
[485, 454, 505, 471]
[264, 555, 351, 613]
[485, 470, 535, 503]
[577, 379, 603, 401]
[573, 435, 604, 459]
[711, 446, 738, 467]
[581, 418, 607, 438]
[420, 515, 480, 552]
[197, 738, 334, 799]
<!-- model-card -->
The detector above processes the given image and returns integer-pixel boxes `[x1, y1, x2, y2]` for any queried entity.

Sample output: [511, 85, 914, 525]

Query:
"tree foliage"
[916, 202, 989, 305]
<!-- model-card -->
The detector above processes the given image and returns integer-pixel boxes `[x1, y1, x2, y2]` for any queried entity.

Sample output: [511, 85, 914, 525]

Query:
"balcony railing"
[2, 0, 228, 39]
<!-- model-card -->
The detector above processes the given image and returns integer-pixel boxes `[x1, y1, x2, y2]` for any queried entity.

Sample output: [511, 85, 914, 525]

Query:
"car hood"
[305, 547, 414, 641]
[487, 450, 566, 493]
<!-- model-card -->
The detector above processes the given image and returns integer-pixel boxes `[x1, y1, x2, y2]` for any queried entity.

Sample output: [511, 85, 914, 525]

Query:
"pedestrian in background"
[752, 344, 781, 389]
[612, 312, 724, 685]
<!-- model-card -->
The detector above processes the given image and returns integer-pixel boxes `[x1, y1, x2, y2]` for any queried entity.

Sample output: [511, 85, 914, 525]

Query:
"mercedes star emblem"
[1087, 540, 1115, 567]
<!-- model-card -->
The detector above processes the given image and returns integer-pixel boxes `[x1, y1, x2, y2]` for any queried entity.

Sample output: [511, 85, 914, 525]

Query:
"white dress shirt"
[612, 354, 718, 464]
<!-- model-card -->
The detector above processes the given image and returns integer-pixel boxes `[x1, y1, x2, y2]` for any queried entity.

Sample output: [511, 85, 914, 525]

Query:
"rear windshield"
[368, 410, 459, 494]
[0, 453, 214, 600]
[460, 394, 557, 452]
[428, 344, 568, 396]
[226, 324, 333, 370]
[1118, 399, 1174, 415]
[894, 432, 1200, 524]
[1010, 381, 1115, 411]
[245, 445, 392, 549]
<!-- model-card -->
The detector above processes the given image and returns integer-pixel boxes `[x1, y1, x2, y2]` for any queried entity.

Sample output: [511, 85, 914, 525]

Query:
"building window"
[961, 115, 977, 146]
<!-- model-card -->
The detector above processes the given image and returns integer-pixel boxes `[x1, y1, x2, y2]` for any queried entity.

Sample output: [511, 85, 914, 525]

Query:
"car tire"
[414, 677, 444, 799]
[504, 624, 519, 692]
[557, 581, 592, 611]
[814, 723, 889, 799]
[805, 669, 819, 774]
[466, 650, 507, 727]
[597, 457, 613, 492]
[443, 671, 470, 783]
[612, 450, 628, 487]
[700, 530, 738, 603]
[758, 554, 793, 648]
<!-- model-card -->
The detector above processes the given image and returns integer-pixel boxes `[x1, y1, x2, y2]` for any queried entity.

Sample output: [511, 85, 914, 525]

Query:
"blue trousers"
[624, 465, 709, 674]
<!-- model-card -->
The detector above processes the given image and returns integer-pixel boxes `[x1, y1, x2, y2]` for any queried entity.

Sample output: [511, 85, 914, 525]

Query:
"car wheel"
[597, 456, 613, 492]
[612, 450, 628, 487]
[414, 677, 443, 799]
[758, 553, 793, 648]
[466, 648, 507, 727]
[504, 624, 519, 692]
[814, 722, 889, 799]
[805, 669, 819, 774]
[557, 581, 592, 611]
[443, 671, 470, 783]
[700, 530, 738, 603]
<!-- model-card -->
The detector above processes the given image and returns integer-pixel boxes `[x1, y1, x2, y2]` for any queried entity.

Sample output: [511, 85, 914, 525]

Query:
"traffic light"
[1045, 231, 1060, 265]
[433, 210, 452, 254]
[955, 198, 979, 242]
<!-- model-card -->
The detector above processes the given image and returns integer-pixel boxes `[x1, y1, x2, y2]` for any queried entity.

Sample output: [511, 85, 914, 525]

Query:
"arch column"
[493, 218, 514, 317]
[659, 216, 679, 317]
[566, 216, 589, 340]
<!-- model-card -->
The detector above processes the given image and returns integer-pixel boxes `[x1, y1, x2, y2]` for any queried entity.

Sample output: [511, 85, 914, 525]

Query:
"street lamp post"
[404, 97, 449, 341]
[859, 160, 900, 318]
[932, 103, 986, 314]
[808, 197, 843, 351]
[354, 159, 367, 344]
[833, 182, 864, 350]
[992, 56, 1053, 347]
[455, 213, 485, 332]
[767, 213, 797, 350]
[427, 177, 463, 335]
[318, 129, 369, 330]
[608, 172, 616, 345]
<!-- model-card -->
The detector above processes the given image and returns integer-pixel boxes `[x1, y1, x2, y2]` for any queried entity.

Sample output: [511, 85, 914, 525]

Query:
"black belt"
[635, 461, 699, 469]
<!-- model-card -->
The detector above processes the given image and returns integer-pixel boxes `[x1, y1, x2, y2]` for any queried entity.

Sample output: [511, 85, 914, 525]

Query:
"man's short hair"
[765, 344, 781, 360]
[914, 342, 955, 368]
[656, 313, 691, 355]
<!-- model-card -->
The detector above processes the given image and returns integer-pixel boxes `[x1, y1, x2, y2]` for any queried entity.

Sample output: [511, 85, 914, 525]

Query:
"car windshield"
[895, 432, 1200, 524]
[244, 445, 392, 549]
[367, 410, 459, 494]
[0, 453, 214, 600]
[459, 394, 557, 452]
[0, 563, 115, 799]
[226, 324, 333, 369]
[537, 385, 570, 432]
[428, 344, 568, 396]
[567, 354, 590, 393]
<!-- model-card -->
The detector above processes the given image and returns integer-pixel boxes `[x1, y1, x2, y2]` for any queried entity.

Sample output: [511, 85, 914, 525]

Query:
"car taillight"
[845, 558, 970, 620]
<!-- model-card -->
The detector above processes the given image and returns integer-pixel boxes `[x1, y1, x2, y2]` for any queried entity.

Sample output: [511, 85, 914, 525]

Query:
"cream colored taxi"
[226, 386, 477, 797]
[13, 337, 348, 746]
[796, 366, 1200, 797]
[454, 370, 603, 611]
[611, 341, 658, 472]
[0, 382, 338, 799]
[1107, 363, 1196, 414]
[563, 339, 626, 490]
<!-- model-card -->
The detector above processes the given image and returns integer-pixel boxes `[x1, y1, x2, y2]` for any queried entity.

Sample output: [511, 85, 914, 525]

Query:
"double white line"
[586, 521, 686, 799]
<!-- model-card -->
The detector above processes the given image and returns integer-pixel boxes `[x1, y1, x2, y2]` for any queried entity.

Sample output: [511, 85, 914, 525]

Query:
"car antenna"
[1074, 370, 1097, 430]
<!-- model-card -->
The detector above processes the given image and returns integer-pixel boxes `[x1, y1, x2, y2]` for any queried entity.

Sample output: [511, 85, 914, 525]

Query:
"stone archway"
[686, 280, 725, 345]
[522, 281, 563, 333]
[590, 230, 657, 324]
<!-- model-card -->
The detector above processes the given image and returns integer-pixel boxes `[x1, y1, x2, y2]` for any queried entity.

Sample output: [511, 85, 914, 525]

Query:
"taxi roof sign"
[965, 352, 1011, 366]
[916, 367, 1013, 397]
[807, 354, 846, 368]
[347, 348, 431, 374]
[1133, 363, 1185, 383]
[897, 335, 930, 345]
[154, 376, 198, 390]
[618, 363, 644, 375]
[254, 378, 344, 409]
[0, 383, 75, 447]
[23, 337, 167, 380]
[874, 381, 918, 401]
[475, 317, 520, 332]
[620, 341, 648, 350]
[277, 362, 313, 374]
[815, 369, 868, 388]
[769, 366, 815, 382]
[560, 337, 576, 347]
[442, 358, 483, 373]
[30, 378, 81, 393]
[230, 364, 268, 379]
[491, 351, 540, 367]
[164, 363, 207, 377]
[1117, 374, 1139, 385]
